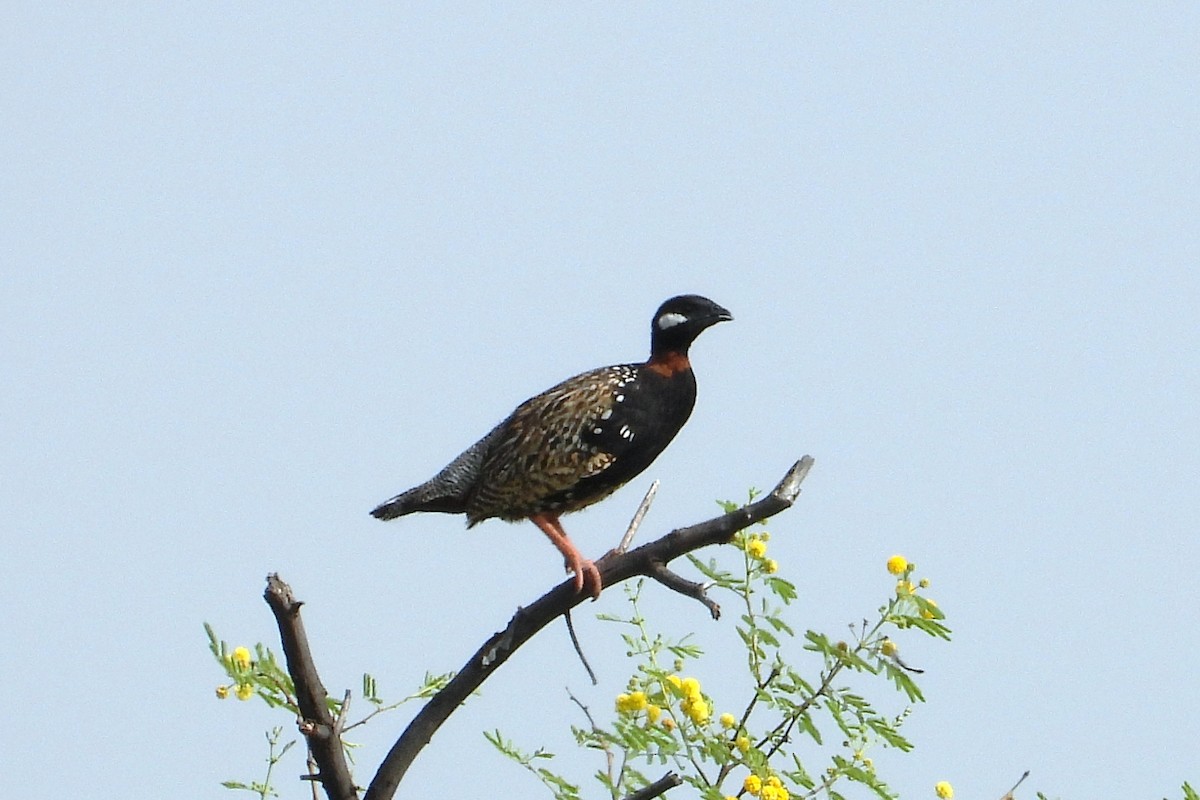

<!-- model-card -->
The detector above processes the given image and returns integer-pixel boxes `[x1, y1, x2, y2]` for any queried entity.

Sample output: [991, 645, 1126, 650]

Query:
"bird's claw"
[566, 555, 603, 600]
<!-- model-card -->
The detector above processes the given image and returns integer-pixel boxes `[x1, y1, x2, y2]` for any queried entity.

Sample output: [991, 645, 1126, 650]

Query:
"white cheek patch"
[656, 311, 688, 329]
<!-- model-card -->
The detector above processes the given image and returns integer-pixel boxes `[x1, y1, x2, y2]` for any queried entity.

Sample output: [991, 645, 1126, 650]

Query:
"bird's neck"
[645, 349, 692, 377]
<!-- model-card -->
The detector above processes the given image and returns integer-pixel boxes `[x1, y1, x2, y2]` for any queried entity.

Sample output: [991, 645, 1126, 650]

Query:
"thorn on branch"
[999, 770, 1031, 800]
[618, 480, 659, 553]
[647, 560, 721, 620]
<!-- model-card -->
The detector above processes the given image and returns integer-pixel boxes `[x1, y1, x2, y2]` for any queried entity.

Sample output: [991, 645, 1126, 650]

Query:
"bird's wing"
[467, 365, 638, 520]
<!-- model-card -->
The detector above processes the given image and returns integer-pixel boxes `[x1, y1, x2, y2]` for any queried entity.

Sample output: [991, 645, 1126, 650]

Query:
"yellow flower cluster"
[746, 537, 767, 559]
[885, 555, 942, 614]
[617, 673, 744, 732]
[214, 683, 254, 701]
[935, 781, 954, 799]
[659, 674, 711, 724]
[743, 774, 790, 800]
[678, 676, 709, 724]
[230, 646, 252, 670]
[215, 645, 256, 702]
[615, 691, 648, 714]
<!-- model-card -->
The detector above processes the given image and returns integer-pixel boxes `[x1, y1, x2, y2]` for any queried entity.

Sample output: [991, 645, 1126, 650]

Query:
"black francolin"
[370, 294, 732, 598]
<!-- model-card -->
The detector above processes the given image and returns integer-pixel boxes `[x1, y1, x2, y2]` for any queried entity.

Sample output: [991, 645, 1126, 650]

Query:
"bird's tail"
[369, 491, 419, 520]
[371, 421, 504, 522]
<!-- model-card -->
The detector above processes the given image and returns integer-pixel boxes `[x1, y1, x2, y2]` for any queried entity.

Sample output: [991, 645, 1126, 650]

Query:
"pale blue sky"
[3, 5, 1198, 799]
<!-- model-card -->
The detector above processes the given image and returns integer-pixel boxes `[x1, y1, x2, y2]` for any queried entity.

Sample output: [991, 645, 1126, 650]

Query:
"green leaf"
[798, 711, 823, 744]
[766, 576, 798, 603]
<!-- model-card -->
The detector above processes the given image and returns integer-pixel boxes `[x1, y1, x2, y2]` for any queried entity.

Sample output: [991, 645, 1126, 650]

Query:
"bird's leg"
[529, 512, 602, 600]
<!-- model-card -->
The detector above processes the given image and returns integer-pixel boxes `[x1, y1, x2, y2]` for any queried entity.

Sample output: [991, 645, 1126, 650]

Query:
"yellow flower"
[896, 580, 914, 596]
[680, 676, 702, 698]
[215, 685, 229, 700]
[881, 638, 899, 657]
[682, 698, 710, 724]
[719, 712, 737, 729]
[747, 539, 768, 559]
[666, 674, 683, 690]
[921, 599, 940, 619]
[646, 704, 662, 724]
[935, 781, 954, 799]
[764, 559, 779, 574]
[762, 786, 790, 800]
[743, 775, 762, 796]
[765, 776, 782, 788]
[234, 683, 254, 701]
[615, 691, 648, 713]
[735, 735, 751, 753]
[886, 555, 908, 575]
[230, 646, 252, 670]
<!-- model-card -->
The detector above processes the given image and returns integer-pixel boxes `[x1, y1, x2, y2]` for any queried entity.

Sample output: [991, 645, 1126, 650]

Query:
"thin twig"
[1000, 770, 1031, 800]
[715, 665, 782, 785]
[335, 690, 351, 733]
[619, 480, 659, 553]
[564, 609, 597, 684]
[567, 690, 615, 786]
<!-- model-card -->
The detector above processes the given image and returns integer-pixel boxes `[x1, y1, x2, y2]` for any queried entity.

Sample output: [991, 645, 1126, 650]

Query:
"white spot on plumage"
[600, 408, 613, 420]
[656, 311, 688, 329]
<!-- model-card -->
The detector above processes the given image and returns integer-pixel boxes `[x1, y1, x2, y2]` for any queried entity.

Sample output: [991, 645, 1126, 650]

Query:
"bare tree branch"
[263, 575, 359, 800]
[362, 456, 814, 800]
[262, 458, 814, 800]
[622, 772, 683, 800]
[647, 560, 721, 619]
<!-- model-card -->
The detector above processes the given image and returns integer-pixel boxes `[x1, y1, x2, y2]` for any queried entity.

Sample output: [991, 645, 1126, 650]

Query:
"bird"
[370, 294, 732, 599]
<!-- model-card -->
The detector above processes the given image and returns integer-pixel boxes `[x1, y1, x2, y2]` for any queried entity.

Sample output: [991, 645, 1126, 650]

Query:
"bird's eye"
[656, 311, 688, 330]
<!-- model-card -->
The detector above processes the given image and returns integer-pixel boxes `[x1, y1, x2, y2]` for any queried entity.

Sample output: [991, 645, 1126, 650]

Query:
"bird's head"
[649, 294, 733, 358]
